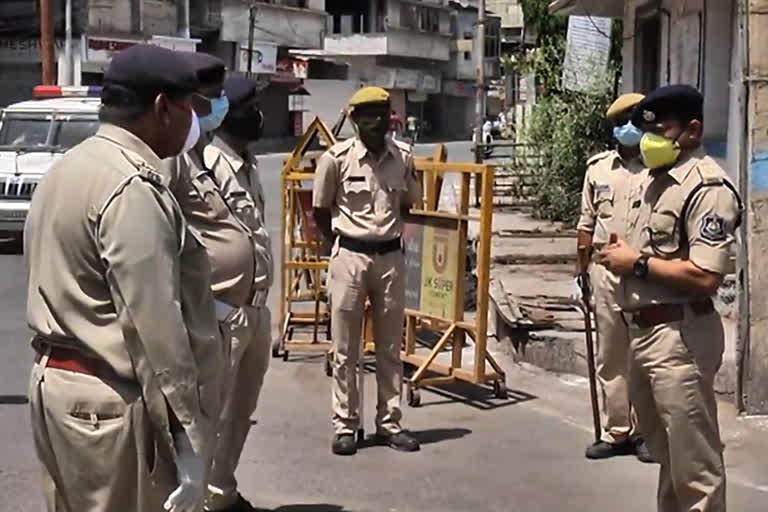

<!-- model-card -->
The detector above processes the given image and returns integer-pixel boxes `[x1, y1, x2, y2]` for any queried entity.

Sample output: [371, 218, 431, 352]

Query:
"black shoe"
[332, 433, 357, 456]
[632, 437, 655, 464]
[585, 439, 634, 459]
[217, 494, 258, 512]
[375, 431, 421, 452]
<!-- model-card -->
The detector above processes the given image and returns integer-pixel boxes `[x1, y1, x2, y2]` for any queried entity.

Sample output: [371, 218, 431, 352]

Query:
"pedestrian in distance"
[389, 109, 403, 140]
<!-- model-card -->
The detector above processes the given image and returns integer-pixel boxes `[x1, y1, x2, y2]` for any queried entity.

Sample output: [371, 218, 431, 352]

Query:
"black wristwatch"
[633, 255, 650, 280]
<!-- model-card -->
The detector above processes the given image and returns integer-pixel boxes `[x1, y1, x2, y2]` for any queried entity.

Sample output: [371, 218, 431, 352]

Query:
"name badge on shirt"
[348, 176, 365, 182]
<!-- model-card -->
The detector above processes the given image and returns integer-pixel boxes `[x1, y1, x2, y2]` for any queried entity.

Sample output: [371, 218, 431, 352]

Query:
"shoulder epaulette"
[586, 150, 613, 166]
[328, 138, 355, 157]
[203, 144, 224, 170]
[120, 149, 169, 187]
[392, 139, 413, 155]
[694, 158, 725, 186]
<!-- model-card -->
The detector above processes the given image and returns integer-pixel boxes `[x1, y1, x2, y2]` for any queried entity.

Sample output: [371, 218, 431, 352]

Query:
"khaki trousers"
[329, 246, 404, 435]
[589, 263, 637, 443]
[626, 307, 726, 512]
[206, 305, 271, 511]
[28, 361, 178, 512]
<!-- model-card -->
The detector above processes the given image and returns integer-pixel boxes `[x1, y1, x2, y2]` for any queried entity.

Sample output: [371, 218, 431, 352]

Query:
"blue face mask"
[198, 95, 230, 133]
[613, 121, 643, 147]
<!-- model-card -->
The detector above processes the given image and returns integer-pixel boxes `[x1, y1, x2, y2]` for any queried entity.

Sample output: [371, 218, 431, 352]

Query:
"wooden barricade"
[273, 117, 336, 371]
[396, 159, 506, 406]
[277, 118, 505, 398]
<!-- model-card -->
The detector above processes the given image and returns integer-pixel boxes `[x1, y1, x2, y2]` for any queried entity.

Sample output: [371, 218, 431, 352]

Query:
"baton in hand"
[578, 272, 602, 444]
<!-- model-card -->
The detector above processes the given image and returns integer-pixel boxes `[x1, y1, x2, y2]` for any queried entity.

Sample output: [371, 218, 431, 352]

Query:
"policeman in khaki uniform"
[204, 77, 274, 512]
[24, 44, 225, 512]
[577, 93, 652, 463]
[313, 87, 422, 456]
[166, 59, 272, 512]
[600, 85, 741, 512]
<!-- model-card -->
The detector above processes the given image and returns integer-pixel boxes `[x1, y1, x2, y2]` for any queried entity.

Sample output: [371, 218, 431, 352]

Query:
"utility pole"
[247, 3, 257, 77]
[64, 0, 73, 85]
[40, 0, 56, 85]
[178, 0, 191, 39]
[473, 0, 486, 206]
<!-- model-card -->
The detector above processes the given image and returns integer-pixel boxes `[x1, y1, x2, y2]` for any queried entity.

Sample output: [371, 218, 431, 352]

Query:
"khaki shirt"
[312, 137, 422, 241]
[24, 124, 223, 454]
[620, 148, 741, 311]
[577, 150, 645, 248]
[170, 151, 258, 307]
[204, 136, 273, 293]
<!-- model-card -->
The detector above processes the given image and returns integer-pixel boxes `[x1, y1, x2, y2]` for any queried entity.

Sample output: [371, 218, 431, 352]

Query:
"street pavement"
[1, 141, 766, 511]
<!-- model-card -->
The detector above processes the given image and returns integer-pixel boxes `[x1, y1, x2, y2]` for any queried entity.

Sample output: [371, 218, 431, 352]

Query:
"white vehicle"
[0, 86, 101, 249]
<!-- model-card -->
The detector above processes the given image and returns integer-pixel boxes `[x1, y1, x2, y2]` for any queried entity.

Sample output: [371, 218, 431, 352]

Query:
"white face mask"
[179, 109, 200, 155]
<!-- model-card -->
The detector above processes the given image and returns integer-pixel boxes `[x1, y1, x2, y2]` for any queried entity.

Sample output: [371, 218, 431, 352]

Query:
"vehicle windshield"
[0, 115, 99, 151]
[0, 117, 50, 148]
[52, 118, 100, 149]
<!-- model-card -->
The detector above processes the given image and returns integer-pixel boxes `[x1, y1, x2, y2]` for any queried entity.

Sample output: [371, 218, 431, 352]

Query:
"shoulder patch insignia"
[700, 213, 728, 242]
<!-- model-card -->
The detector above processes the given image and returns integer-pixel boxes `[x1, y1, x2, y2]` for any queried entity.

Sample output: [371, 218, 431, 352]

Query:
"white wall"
[88, 0, 133, 34]
[703, 0, 733, 144]
[302, 78, 361, 131]
[386, 29, 451, 60]
[452, 39, 475, 80]
[324, 29, 450, 60]
[622, 0, 733, 143]
[324, 34, 389, 55]
[220, 0, 327, 49]
[726, 5, 744, 182]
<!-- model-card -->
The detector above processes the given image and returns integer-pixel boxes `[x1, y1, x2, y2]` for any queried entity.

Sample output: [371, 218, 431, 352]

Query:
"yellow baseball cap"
[606, 93, 645, 121]
[348, 86, 390, 108]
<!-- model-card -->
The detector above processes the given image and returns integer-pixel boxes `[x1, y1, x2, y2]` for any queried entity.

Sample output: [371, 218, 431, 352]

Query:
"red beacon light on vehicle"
[33, 85, 102, 99]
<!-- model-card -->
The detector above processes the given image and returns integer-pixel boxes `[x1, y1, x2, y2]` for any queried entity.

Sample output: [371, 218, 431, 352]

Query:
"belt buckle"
[621, 311, 644, 328]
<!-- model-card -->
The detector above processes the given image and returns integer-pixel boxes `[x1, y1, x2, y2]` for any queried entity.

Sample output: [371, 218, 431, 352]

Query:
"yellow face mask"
[639, 133, 682, 169]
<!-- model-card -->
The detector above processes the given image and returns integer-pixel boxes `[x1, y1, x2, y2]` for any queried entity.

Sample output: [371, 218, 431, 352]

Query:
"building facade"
[0, 0, 199, 107]
[295, 0, 500, 139]
[0, 0, 325, 139]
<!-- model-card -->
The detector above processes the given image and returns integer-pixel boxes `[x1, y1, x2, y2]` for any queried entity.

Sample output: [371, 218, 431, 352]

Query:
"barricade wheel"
[271, 340, 281, 358]
[325, 352, 333, 377]
[493, 380, 508, 399]
[406, 384, 421, 407]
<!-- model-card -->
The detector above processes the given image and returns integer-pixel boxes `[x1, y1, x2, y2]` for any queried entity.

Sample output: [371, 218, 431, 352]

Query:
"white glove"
[164, 430, 206, 512]
[569, 278, 583, 303]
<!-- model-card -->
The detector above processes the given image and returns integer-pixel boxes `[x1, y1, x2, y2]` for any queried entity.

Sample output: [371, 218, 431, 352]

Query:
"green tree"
[506, 1, 624, 224]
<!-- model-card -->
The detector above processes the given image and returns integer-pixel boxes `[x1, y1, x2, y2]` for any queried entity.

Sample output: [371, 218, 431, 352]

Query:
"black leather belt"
[628, 299, 715, 328]
[338, 235, 401, 255]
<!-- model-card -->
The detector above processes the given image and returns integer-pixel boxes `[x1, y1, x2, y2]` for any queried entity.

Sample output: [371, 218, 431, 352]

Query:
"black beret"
[182, 51, 226, 86]
[632, 84, 704, 126]
[104, 43, 199, 95]
[224, 76, 259, 107]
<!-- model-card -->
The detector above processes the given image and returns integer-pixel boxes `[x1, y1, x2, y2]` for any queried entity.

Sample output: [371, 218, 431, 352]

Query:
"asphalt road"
[0, 141, 765, 511]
